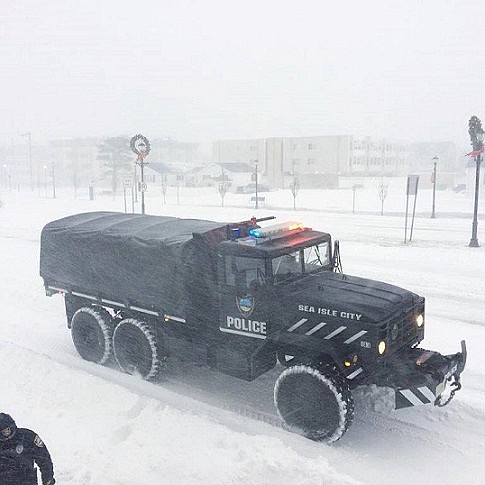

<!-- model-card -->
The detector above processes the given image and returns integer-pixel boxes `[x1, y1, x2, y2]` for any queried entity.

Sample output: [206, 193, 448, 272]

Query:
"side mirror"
[333, 240, 343, 273]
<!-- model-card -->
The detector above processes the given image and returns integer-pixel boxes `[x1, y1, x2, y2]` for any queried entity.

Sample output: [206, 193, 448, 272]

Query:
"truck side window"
[225, 256, 266, 288]
[272, 250, 302, 284]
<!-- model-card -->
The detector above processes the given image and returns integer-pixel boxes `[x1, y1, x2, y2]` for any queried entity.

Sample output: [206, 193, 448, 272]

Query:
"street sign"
[130, 134, 150, 215]
[405, 175, 420, 242]
[123, 176, 133, 188]
[406, 175, 419, 196]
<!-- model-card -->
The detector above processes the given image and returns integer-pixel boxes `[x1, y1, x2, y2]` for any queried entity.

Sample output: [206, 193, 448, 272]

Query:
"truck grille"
[388, 310, 419, 349]
[402, 313, 417, 343]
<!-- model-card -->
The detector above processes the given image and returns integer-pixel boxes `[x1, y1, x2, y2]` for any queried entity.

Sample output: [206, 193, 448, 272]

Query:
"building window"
[250, 146, 257, 152]
[307, 158, 315, 165]
[292, 158, 300, 165]
[308, 143, 316, 150]
[292, 143, 298, 150]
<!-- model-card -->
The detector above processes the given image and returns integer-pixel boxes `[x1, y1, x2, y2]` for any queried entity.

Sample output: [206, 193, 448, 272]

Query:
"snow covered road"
[1, 190, 484, 484]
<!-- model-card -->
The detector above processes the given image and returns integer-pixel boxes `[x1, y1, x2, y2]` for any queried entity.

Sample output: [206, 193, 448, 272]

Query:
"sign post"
[404, 175, 419, 243]
[123, 175, 132, 214]
[130, 134, 151, 215]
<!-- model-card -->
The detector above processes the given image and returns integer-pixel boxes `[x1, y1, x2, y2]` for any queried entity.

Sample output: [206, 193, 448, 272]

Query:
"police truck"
[40, 212, 467, 442]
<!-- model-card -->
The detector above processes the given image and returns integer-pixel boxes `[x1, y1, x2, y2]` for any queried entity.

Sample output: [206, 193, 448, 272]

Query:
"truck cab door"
[218, 255, 271, 341]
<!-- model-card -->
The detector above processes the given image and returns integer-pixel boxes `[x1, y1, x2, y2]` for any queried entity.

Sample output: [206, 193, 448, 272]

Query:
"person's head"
[0, 413, 17, 441]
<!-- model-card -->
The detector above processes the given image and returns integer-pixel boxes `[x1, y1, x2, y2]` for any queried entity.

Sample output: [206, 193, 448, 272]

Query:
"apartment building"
[213, 135, 408, 189]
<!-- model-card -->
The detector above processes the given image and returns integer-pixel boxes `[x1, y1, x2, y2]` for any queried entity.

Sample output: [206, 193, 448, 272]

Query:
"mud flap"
[395, 340, 467, 410]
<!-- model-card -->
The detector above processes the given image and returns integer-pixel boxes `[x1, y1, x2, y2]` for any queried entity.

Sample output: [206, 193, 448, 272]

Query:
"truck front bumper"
[377, 341, 467, 409]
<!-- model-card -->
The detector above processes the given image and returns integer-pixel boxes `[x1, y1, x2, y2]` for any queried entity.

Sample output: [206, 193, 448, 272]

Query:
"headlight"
[378, 340, 386, 355]
[416, 314, 424, 327]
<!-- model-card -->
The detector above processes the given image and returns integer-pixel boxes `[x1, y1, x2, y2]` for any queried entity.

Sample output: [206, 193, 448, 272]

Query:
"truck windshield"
[272, 242, 330, 283]
[304, 243, 330, 272]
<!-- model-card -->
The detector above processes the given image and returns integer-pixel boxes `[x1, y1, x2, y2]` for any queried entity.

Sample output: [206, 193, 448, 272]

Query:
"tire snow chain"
[113, 318, 161, 380]
[72, 307, 112, 365]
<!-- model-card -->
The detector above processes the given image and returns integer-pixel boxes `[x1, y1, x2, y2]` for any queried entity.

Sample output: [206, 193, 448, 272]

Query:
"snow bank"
[0, 343, 358, 485]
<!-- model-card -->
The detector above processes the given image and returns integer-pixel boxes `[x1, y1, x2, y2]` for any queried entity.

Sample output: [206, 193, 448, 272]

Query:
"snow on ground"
[0, 185, 485, 484]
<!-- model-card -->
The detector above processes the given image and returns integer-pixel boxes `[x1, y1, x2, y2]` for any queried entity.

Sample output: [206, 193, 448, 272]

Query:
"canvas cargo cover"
[40, 212, 227, 316]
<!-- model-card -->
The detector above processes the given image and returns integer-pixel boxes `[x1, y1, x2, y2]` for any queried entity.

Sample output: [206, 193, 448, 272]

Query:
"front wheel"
[274, 364, 354, 443]
[113, 319, 162, 380]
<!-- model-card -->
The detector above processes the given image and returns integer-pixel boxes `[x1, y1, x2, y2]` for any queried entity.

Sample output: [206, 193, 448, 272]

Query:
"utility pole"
[431, 156, 438, 218]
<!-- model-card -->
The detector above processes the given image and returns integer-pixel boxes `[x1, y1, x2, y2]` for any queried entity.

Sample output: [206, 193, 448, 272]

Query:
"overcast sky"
[1, 0, 484, 148]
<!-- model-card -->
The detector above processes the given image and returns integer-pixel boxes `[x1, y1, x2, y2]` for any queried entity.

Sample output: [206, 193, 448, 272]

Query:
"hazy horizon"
[1, 0, 484, 149]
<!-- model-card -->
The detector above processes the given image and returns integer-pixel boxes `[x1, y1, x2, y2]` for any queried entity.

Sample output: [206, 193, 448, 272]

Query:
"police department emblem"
[1, 427, 11, 438]
[236, 294, 255, 316]
[15, 444, 23, 454]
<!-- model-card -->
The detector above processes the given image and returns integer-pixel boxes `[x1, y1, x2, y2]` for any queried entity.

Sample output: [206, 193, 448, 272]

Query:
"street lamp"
[431, 156, 438, 219]
[253, 159, 259, 210]
[468, 115, 484, 247]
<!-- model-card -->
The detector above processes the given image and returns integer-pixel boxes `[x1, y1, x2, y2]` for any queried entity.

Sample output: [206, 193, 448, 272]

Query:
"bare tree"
[377, 180, 389, 216]
[97, 137, 132, 198]
[161, 174, 167, 204]
[217, 165, 230, 207]
[289, 175, 300, 210]
[218, 181, 228, 206]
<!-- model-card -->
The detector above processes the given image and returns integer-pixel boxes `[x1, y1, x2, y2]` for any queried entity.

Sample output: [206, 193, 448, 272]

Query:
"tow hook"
[435, 375, 462, 407]
[434, 340, 467, 407]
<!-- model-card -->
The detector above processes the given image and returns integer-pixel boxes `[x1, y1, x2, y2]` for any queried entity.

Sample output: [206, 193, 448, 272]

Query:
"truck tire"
[71, 307, 113, 365]
[113, 319, 161, 380]
[274, 364, 354, 443]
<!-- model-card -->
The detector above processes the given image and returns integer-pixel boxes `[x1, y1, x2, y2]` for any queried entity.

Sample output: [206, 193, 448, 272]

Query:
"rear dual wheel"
[71, 310, 162, 381]
[274, 364, 354, 443]
[113, 318, 162, 380]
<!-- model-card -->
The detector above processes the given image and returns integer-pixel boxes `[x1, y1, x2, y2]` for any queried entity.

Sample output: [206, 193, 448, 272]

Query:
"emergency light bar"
[249, 222, 305, 240]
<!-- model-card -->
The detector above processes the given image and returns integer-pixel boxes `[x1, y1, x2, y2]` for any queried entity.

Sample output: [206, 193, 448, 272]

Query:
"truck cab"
[218, 223, 332, 341]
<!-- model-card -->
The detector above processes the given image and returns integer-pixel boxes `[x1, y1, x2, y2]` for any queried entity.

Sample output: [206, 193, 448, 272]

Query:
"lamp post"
[468, 116, 484, 247]
[431, 156, 438, 219]
[254, 159, 259, 210]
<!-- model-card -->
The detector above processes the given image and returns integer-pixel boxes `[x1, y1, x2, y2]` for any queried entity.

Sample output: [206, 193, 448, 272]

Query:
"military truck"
[40, 212, 467, 442]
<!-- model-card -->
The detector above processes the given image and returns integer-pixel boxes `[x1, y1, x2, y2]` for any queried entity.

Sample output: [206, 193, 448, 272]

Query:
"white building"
[213, 135, 409, 189]
[189, 162, 255, 193]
